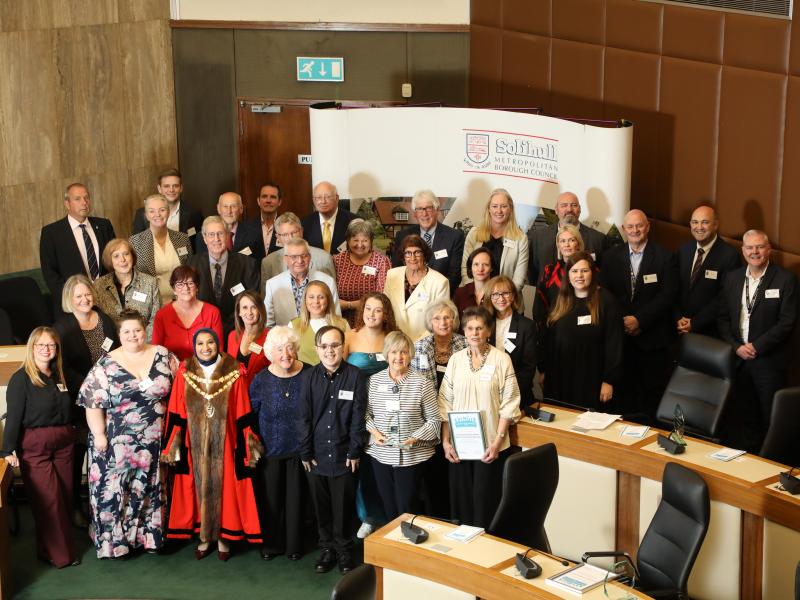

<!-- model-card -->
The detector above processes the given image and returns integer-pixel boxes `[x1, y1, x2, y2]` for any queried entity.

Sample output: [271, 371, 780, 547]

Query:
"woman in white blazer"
[461, 189, 529, 291]
[385, 234, 449, 342]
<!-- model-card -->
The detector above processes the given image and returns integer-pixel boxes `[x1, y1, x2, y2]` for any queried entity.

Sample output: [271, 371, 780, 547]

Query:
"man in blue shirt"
[300, 325, 368, 574]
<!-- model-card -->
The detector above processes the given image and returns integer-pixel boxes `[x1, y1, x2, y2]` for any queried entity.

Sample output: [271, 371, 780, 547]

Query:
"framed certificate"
[448, 411, 487, 460]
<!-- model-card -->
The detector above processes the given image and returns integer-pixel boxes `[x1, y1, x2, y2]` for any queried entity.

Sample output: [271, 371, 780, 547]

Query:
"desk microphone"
[779, 467, 800, 495]
[400, 515, 429, 544]
[515, 549, 542, 579]
[525, 399, 555, 423]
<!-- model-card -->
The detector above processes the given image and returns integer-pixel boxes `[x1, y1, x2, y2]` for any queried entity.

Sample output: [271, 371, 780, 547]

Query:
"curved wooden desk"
[511, 405, 800, 600]
[365, 514, 652, 600]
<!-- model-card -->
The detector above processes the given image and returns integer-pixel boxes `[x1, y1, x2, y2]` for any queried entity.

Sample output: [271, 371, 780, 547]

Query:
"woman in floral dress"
[78, 309, 176, 558]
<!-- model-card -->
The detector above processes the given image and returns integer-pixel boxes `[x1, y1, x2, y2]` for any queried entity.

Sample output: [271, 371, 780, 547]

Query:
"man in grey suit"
[527, 191, 610, 284]
[260, 212, 336, 289]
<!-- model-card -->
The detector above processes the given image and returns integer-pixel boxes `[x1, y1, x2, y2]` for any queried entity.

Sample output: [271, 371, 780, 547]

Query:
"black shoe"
[315, 548, 337, 573]
[338, 554, 356, 574]
[260, 548, 280, 561]
[287, 552, 302, 561]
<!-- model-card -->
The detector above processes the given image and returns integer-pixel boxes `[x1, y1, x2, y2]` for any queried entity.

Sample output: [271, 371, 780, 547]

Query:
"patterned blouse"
[332, 250, 391, 327]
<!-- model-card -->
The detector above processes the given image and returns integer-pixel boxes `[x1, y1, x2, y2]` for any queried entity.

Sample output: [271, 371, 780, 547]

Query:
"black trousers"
[448, 447, 511, 529]
[255, 455, 304, 555]
[724, 360, 787, 453]
[421, 444, 451, 521]
[369, 456, 425, 521]
[306, 470, 356, 556]
[619, 342, 672, 424]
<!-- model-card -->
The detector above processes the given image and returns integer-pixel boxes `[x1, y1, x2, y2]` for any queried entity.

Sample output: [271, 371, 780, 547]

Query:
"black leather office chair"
[583, 462, 710, 600]
[0, 307, 13, 345]
[330, 563, 375, 600]
[656, 333, 734, 441]
[487, 443, 558, 552]
[0, 276, 52, 343]
[760, 387, 800, 467]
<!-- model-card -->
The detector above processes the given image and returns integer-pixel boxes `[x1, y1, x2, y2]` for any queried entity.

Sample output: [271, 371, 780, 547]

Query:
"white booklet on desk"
[444, 524, 484, 543]
[546, 562, 617, 595]
[709, 447, 746, 462]
[571, 411, 622, 432]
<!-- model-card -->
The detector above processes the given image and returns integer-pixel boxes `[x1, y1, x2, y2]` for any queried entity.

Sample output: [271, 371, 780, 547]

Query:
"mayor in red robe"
[161, 328, 263, 559]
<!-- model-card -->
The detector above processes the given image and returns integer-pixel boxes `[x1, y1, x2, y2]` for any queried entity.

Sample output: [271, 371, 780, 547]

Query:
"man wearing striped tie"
[39, 183, 116, 313]
[301, 181, 355, 256]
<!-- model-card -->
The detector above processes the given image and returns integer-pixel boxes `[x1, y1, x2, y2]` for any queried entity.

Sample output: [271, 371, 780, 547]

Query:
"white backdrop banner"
[310, 106, 632, 234]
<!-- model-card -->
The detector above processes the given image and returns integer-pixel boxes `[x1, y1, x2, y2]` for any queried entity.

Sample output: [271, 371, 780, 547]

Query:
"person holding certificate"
[366, 331, 441, 520]
[439, 306, 521, 528]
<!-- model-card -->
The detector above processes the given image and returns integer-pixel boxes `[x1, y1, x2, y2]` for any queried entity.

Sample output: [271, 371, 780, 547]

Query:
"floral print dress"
[78, 346, 174, 558]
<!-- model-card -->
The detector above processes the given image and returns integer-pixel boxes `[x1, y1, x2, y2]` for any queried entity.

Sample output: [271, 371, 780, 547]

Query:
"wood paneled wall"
[0, 0, 178, 274]
[469, 0, 800, 267]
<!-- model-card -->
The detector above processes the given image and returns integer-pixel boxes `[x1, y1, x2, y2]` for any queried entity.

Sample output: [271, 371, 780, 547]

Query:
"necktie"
[690, 247, 705, 288]
[213, 263, 223, 302]
[226, 231, 234, 251]
[423, 231, 432, 247]
[322, 220, 332, 253]
[79, 224, 99, 279]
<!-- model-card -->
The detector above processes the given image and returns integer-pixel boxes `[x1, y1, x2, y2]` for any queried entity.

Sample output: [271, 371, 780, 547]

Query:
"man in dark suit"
[236, 182, 283, 262]
[195, 192, 261, 258]
[601, 209, 678, 422]
[132, 168, 203, 247]
[675, 205, 741, 338]
[718, 230, 797, 452]
[301, 181, 355, 255]
[391, 189, 464, 294]
[527, 191, 611, 285]
[188, 216, 259, 337]
[39, 182, 116, 309]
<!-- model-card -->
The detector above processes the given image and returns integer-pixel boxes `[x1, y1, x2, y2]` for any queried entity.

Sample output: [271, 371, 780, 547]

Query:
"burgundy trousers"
[19, 425, 76, 568]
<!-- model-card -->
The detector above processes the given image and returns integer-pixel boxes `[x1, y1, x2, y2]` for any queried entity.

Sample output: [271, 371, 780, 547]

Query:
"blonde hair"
[61, 274, 94, 314]
[474, 188, 524, 242]
[24, 327, 66, 388]
[297, 281, 348, 333]
[555, 224, 584, 260]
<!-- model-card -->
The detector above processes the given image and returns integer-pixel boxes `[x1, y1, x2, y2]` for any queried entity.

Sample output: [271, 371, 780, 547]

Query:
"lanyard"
[745, 274, 762, 315]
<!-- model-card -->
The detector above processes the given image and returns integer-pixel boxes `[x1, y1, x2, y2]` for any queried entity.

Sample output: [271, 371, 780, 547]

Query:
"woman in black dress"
[540, 252, 623, 410]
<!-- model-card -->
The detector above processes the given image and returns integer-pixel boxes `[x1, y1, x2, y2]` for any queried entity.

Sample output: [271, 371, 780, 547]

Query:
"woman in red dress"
[161, 328, 263, 561]
[226, 290, 270, 385]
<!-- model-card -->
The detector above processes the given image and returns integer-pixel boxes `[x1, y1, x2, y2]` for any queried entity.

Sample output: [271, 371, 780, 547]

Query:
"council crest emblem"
[466, 133, 490, 164]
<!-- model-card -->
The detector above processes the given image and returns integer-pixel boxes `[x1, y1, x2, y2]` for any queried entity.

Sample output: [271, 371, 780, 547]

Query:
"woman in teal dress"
[343, 292, 398, 537]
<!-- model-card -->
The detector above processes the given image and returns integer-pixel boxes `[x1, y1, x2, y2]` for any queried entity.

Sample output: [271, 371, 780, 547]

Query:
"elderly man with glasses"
[301, 181, 356, 255]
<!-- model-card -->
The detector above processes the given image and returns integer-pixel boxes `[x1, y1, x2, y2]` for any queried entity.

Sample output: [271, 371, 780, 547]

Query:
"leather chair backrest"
[0, 276, 53, 343]
[488, 443, 558, 552]
[331, 563, 376, 600]
[0, 307, 13, 345]
[656, 333, 734, 438]
[637, 462, 710, 593]
[760, 387, 800, 467]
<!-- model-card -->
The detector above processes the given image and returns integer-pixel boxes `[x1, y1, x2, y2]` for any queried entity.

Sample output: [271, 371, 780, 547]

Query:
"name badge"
[186, 227, 197, 237]
[230, 283, 245, 296]
[765, 289, 780, 299]
[417, 291, 429, 301]
[503, 339, 516, 353]
[434, 249, 448, 260]
[506, 331, 517, 339]
[177, 246, 188, 257]
[577, 315, 592, 326]
[248, 342, 263, 354]
[643, 273, 658, 284]
[337, 241, 347, 253]
[101, 337, 113, 351]
[362, 265, 377, 276]
[502, 238, 515, 248]
[386, 399, 401, 412]
[131, 291, 147, 303]
[338, 390, 354, 400]
[479, 363, 495, 381]
[57, 383, 68, 392]
[239, 246, 253, 256]
[138, 378, 154, 392]
[417, 355, 430, 369]
[436, 364, 447, 373]
[590, 252, 596, 260]
[376, 353, 385, 362]
[704, 269, 718, 280]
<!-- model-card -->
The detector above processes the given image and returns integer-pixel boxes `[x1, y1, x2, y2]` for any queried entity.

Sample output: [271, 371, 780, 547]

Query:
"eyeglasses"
[204, 231, 226, 239]
[174, 281, 196, 289]
[490, 291, 513, 299]
[313, 194, 336, 201]
[316, 343, 343, 351]
[34, 343, 57, 350]
[285, 253, 310, 262]
[404, 250, 424, 257]
[414, 206, 436, 214]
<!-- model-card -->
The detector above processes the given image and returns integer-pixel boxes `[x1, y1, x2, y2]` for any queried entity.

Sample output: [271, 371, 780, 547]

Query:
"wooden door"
[238, 99, 315, 221]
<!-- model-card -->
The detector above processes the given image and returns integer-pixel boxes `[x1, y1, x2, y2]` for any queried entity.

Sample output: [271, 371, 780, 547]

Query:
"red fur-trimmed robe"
[162, 354, 263, 543]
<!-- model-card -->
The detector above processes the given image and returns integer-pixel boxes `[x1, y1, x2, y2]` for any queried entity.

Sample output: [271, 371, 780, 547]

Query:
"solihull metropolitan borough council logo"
[466, 133, 490, 164]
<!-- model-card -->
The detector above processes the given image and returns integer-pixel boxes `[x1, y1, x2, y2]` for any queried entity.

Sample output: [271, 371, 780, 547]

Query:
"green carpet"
[9, 505, 348, 600]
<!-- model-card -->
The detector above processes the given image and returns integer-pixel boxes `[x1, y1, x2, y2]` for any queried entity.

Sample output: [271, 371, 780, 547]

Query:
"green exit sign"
[297, 57, 344, 82]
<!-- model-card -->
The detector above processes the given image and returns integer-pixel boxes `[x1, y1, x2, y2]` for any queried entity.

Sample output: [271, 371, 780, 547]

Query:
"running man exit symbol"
[296, 57, 344, 82]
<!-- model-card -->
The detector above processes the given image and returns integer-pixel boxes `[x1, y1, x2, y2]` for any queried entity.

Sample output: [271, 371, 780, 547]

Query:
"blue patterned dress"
[78, 346, 174, 558]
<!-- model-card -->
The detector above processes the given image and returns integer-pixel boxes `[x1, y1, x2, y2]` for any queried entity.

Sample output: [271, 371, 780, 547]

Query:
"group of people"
[2, 169, 796, 573]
